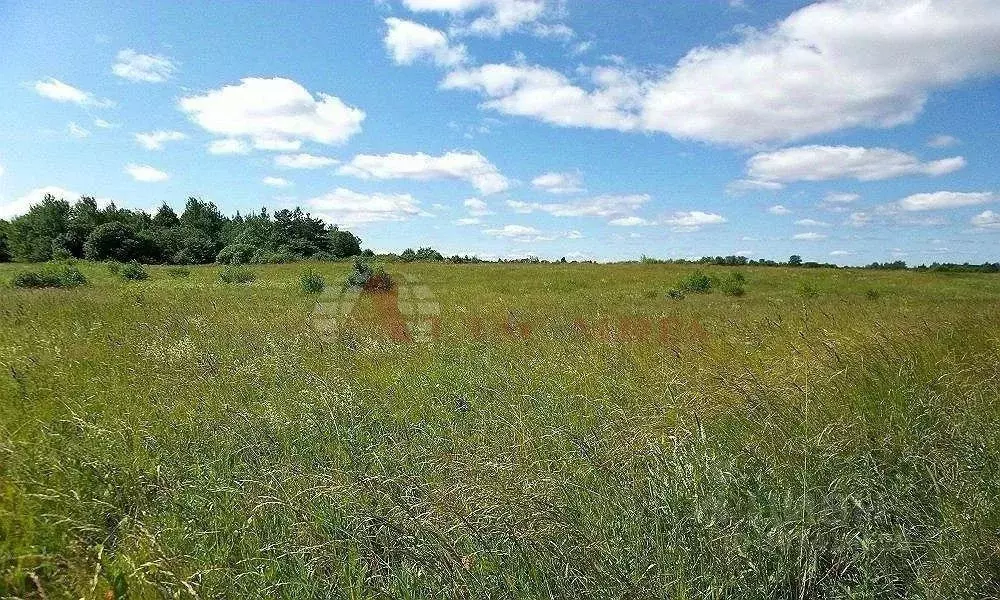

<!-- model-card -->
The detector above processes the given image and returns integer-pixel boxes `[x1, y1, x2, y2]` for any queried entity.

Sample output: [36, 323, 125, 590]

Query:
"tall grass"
[0, 261, 998, 598]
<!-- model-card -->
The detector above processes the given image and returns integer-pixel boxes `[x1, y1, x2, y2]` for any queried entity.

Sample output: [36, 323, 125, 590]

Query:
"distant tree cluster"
[0, 194, 361, 264]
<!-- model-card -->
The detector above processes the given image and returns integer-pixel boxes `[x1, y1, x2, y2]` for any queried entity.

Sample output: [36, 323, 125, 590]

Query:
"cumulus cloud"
[441, 63, 642, 131]
[179, 77, 365, 150]
[262, 176, 292, 187]
[463, 197, 492, 215]
[402, 0, 558, 37]
[385, 18, 467, 67]
[897, 191, 997, 211]
[307, 187, 422, 226]
[33, 78, 113, 107]
[971, 210, 1000, 228]
[641, 0, 1000, 145]
[208, 139, 250, 155]
[112, 49, 177, 83]
[768, 204, 791, 215]
[135, 130, 187, 150]
[927, 134, 960, 148]
[338, 151, 509, 195]
[454, 216, 482, 225]
[746, 146, 965, 182]
[531, 171, 584, 194]
[793, 232, 827, 240]
[609, 216, 652, 226]
[847, 211, 871, 227]
[506, 193, 648, 217]
[0, 186, 114, 219]
[125, 164, 169, 182]
[726, 179, 784, 194]
[824, 192, 860, 204]
[275, 153, 339, 169]
[795, 218, 830, 227]
[483, 224, 554, 241]
[663, 211, 726, 231]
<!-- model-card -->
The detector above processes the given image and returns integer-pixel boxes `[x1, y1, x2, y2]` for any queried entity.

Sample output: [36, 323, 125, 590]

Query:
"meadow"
[1, 261, 998, 598]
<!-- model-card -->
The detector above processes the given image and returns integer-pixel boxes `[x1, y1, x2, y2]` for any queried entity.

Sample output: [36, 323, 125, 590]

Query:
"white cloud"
[112, 49, 177, 83]
[847, 212, 871, 227]
[262, 176, 292, 187]
[927, 134, 959, 148]
[93, 118, 114, 129]
[609, 216, 652, 226]
[275, 153, 339, 169]
[208, 139, 251, 155]
[441, 63, 641, 131]
[506, 193, 648, 217]
[726, 179, 784, 194]
[338, 151, 509, 195]
[897, 191, 997, 211]
[67, 122, 91, 138]
[768, 204, 791, 215]
[746, 146, 965, 182]
[830, 250, 853, 256]
[531, 171, 583, 194]
[385, 18, 467, 67]
[663, 211, 726, 231]
[566, 230, 583, 239]
[179, 77, 365, 150]
[971, 210, 1000, 229]
[793, 232, 827, 240]
[463, 197, 492, 215]
[641, 0, 1000, 145]
[454, 216, 482, 225]
[33, 78, 112, 107]
[307, 187, 422, 226]
[125, 164, 169, 182]
[824, 192, 860, 204]
[402, 0, 554, 37]
[0, 186, 113, 219]
[483, 224, 545, 240]
[135, 130, 187, 150]
[795, 218, 830, 227]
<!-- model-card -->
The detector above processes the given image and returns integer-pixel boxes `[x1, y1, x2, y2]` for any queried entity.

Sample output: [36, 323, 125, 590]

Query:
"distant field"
[2, 261, 999, 598]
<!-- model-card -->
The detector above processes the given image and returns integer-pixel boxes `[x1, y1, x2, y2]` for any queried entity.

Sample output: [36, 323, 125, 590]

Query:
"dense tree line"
[0, 194, 362, 264]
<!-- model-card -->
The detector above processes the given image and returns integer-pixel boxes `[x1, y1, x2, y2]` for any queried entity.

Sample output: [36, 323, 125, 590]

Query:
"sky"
[1, 0, 999, 264]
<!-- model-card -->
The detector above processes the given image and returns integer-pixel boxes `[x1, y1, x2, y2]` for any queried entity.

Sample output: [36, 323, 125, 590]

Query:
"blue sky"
[1, 0, 998, 264]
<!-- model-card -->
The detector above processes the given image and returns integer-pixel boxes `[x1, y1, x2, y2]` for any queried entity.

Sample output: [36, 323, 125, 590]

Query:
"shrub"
[718, 271, 747, 296]
[365, 267, 393, 293]
[865, 288, 881, 301]
[216, 243, 255, 265]
[11, 263, 87, 288]
[300, 269, 325, 294]
[799, 281, 821, 298]
[165, 266, 191, 278]
[678, 270, 713, 293]
[84, 221, 140, 262]
[105, 260, 122, 275]
[667, 288, 685, 300]
[120, 260, 149, 281]
[344, 256, 373, 288]
[219, 265, 256, 284]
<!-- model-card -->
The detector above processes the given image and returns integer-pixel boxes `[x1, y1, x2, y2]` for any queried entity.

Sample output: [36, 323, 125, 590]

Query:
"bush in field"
[11, 263, 87, 288]
[678, 270, 713, 293]
[219, 265, 255, 284]
[344, 257, 393, 292]
[667, 287, 685, 300]
[165, 266, 191, 278]
[120, 260, 149, 281]
[866, 288, 881, 300]
[216, 243, 255, 265]
[300, 269, 325, 294]
[717, 271, 747, 296]
[105, 260, 122, 275]
[799, 281, 821, 298]
[364, 266, 393, 292]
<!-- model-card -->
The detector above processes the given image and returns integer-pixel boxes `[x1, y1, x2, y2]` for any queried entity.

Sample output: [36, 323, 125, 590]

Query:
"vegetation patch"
[219, 264, 256, 284]
[300, 269, 325, 294]
[10, 262, 87, 288]
[119, 260, 149, 281]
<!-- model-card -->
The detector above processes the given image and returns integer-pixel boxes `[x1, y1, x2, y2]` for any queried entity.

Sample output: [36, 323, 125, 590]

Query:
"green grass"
[1, 261, 999, 598]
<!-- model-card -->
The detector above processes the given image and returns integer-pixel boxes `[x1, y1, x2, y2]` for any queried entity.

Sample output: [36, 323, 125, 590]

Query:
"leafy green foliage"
[83, 221, 140, 262]
[300, 269, 325, 294]
[119, 260, 149, 281]
[216, 243, 255, 265]
[165, 266, 191, 278]
[717, 271, 747, 296]
[219, 264, 256, 284]
[10, 262, 87, 288]
[677, 270, 713, 293]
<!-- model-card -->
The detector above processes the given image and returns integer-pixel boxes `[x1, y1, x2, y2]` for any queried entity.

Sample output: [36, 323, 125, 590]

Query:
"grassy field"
[1, 261, 999, 598]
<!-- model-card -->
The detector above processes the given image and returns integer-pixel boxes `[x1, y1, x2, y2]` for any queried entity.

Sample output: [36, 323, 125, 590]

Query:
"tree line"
[0, 194, 362, 264]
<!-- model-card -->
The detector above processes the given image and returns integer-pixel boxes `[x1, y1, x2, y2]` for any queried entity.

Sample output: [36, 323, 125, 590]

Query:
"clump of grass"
[300, 269, 325, 294]
[799, 281, 821, 298]
[865, 288, 881, 300]
[165, 266, 191, 278]
[119, 260, 149, 281]
[666, 287, 685, 300]
[105, 260, 122, 275]
[219, 264, 256, 284]
[11, 263, 87, 288]
[677, 270, 713, 293]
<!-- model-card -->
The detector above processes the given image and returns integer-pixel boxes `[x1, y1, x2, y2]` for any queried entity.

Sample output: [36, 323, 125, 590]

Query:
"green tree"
[0, 219, 12, 262]
[152, 202, 180, 228]
[9, 194, 71, 262]
[788, 254, 803, 266]
[83, 222, 140, 262]
[328, 226, 361, 258]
